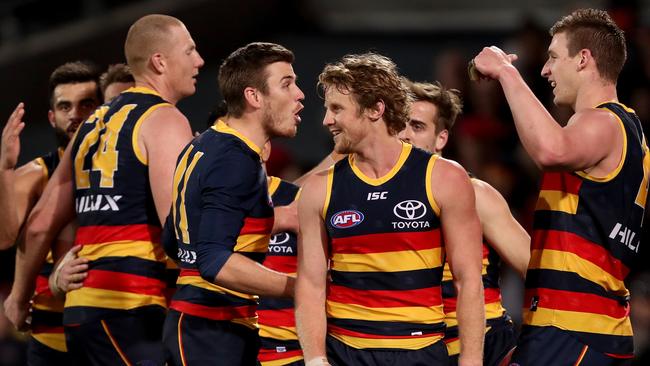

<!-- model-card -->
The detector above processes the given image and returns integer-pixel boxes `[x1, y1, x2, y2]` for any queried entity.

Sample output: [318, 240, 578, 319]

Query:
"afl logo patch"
[331, 210, 364, 229]
[393, 200, 427, 220]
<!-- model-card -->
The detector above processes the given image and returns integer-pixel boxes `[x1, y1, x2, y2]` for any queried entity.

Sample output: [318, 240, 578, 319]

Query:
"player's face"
[541, 32, 580, 108]
[261, 61, 304, 138]
[103, 81, 134, 103]
[323, 87, 368, 154]
[48, 81, 100, 145]
[165, 24, 204, 102]
[398, 100, 446, 154]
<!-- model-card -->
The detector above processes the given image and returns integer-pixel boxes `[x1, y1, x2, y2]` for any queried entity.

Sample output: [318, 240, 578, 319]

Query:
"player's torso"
[525, 102, 648, 355]
[323, 143, 446, 350]
[65, 87, 172, 324]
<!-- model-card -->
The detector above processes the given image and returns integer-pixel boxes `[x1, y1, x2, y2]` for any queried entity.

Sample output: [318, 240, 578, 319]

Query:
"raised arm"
[295, 171, 330, 365]
[473, 47, 621, 172]
[472, 179, 530, 278]
[0, 103, 41, 249]
[432, 158, 484, 366]
[4, 142, 76, 329]
[139, 106, 193, 225]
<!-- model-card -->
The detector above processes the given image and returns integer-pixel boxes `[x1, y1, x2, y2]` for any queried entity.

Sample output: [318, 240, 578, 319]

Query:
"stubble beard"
[54, 126, 71, 148]
[263, 107, 296, 139]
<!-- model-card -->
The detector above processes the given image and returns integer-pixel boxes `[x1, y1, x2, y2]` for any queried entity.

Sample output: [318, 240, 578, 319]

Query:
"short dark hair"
[218, 42, 294, 118]
[99, 63, 134, 95]
[550, 8, 626, 82]
[318, 52, 410, 136]
[405, 79, 462, 133]
[48, 61, 101, 107]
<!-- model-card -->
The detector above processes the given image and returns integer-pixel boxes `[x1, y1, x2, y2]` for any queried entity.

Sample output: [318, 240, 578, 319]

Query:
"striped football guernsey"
[168, 120, 274, 330]
[524, 102, 649, 357]
[31, 148, 66, 351]
[441, 237, 506, 356]
[324, 142, 446, 350]
[258, 177, 302, 366]
[67, 87, 172, 325]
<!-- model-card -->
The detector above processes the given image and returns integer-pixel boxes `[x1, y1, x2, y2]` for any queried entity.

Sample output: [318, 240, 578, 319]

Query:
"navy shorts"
[448, 316, 516, 366]
[510, 326, 633, 366]
[163, 309, 261, 366]
[326, 335, 449, 366]
[27, 336, 70, 366]
[65, 306, 166, 366]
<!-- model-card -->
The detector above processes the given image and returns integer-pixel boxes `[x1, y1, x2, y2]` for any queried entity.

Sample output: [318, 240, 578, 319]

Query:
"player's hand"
[52, 245, 89, 294]
[3, 291, 31, 331]
[471, 46, 518, 81]
[1, 103, 26, 170]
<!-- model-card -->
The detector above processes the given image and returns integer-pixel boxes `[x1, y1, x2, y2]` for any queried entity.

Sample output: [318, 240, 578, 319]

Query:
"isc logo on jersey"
[331, 210, 364, 229]
[392, 200, 430, 229]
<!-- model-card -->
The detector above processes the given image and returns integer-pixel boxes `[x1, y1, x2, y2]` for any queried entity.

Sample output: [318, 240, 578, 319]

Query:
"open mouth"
[67, 122, 81, 134]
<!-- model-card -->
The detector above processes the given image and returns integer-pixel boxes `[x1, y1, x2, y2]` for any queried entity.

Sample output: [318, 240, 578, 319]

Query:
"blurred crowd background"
[0, 0, 649, 364]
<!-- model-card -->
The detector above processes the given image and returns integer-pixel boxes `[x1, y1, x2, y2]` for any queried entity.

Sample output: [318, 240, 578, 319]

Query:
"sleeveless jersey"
[67, 87, 172, 325]
[169, 120, 274, 330]
[324, 143, 446, 350]
[441, 237, 505, 356]
[31, 148, 66, 351]
[524, 102, 649, 356]
[257, 177, 302, 366]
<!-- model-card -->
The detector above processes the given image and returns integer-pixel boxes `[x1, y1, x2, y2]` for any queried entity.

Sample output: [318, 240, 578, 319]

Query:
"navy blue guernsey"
[168, 120, 274, 329]
[67, 87, 171, 325]
[324, 143, 446, 350]
[32, 148, 66, 351]
[258, 177, 303, 365]
[525, 101, 649, 356]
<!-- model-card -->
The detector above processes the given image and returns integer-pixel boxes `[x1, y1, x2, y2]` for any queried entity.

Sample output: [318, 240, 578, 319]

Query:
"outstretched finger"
[507, 54, 519, 62]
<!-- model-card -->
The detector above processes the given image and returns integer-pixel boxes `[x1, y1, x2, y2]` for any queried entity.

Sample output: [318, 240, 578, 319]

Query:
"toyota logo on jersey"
[331, 210, 365, 229]
[393, 200, 427, 220]
[270, 232, 291, 245]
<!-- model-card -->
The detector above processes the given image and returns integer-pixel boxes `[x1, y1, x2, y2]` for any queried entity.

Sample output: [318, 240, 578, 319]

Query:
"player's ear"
[365, 100, 385, 122]
[244, 87, 262, 109]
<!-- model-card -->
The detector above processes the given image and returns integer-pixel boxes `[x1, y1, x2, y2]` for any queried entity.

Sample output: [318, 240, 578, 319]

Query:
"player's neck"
[574, 81, 618, 112]
[352, 135, 403, 179]
[134, 78, 180, 105]
[223, 115, 268, 153]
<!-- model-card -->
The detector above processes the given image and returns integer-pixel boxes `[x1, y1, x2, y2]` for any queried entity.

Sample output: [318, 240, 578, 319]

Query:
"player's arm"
[274, 151, 343, 235]
[272, 201, 298, 235]
[295, 170, 330, 364]
[0, 103, 40, 249]
[473, 46, 620, 171]
[0, 162, 44, 249]
[432, 158, 484, 366]
[4, 142, 76, 329]
[293, 151, 344, 187]
[195, 153, 294, 298]
[472, 179, 530, 278]
[139, 105, 194, 225]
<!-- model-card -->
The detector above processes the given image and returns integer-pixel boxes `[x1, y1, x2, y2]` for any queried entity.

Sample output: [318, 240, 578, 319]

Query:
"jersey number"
[74, 104, 136, 189]
[172, 145, 204, 244]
